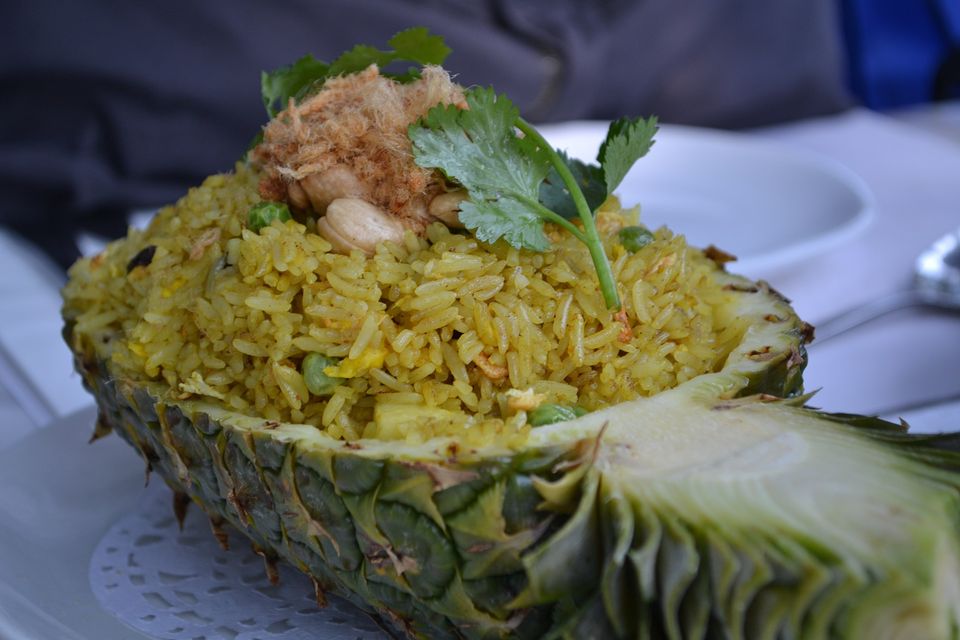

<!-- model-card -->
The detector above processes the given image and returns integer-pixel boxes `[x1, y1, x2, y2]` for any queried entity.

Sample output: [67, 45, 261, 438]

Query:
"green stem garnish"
[515, 194, 587, 243]
[515, 119, 620, 309]
[409, 87, 658, 310]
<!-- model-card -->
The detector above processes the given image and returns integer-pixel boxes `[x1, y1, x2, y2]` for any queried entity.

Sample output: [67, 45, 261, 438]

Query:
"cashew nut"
[298, 166, 367, 214]
[287, 180, 310, 210]
[317, 198, 405, 255]
[428, 189, 468, 228]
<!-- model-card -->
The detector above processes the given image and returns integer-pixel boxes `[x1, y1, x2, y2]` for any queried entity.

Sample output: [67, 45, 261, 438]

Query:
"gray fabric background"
[0, 0, 852, 267]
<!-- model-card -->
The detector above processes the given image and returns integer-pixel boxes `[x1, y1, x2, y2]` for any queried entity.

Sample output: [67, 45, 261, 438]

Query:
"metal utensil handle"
[810, 290, 922, 346]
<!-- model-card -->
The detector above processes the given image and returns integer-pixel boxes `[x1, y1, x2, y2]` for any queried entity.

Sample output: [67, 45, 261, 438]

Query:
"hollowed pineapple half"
[64, 268, 960, 640]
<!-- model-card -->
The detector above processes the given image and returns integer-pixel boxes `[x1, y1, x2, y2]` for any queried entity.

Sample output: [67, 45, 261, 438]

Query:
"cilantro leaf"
[539, 117, 659, 215]
[261, 55, 329, 117]
[326, 44, 386, 78]
[409, 88, 553, 250]
[387, 27, 451, 66]
[260, 27, 450, 117]
[327, 28, 448, 77]
[539, 152, 606, 219]
[409, 87, 550, 210]
[408, 86, 631, 310]
[458, 198, 550, 252]
[598, 116, 659, 194]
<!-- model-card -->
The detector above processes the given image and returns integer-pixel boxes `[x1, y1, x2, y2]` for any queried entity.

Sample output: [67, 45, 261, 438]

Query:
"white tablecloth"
[759, 109, 960, 415]
[1, 107, 958, 450]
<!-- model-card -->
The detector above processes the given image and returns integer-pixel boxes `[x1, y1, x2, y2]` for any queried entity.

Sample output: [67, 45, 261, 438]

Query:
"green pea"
[529, 403, 586, 427]
[247, 201, 292, 232]
[618, 226, 654, 253]
[302, 353, 343, 396]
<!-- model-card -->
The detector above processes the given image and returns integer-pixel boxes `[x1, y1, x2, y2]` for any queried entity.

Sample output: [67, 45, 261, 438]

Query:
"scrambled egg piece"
[506, 387, 546, 412]
[325, 347, 388, 378]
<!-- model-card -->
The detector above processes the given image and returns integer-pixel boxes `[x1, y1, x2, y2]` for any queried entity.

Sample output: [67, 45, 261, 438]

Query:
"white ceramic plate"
[3, 402, 958, 639]
[0, 408, 150, 640]
[537, 122, 874, 278]
[0, 409, 383, 640]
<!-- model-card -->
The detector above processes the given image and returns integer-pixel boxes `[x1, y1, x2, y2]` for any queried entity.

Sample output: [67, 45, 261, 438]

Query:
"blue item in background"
[842, 0, 960, 108]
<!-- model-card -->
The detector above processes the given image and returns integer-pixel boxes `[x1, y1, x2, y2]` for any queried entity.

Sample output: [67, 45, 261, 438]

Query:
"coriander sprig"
[514, 119, 620, 309]
[409, 88, 658, 310]
[261, 27, 450, 117]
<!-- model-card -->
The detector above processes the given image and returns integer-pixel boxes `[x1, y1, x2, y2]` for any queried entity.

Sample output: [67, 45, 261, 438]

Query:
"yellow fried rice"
[62, 164, 748, 447]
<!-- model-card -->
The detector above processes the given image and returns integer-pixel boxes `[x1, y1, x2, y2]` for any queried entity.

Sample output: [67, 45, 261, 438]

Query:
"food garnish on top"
[254, 64, 467, 250]
[250, 26, 657, 310]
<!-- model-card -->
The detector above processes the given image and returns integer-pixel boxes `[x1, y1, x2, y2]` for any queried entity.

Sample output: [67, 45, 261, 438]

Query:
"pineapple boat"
[63, 30, 960, 640]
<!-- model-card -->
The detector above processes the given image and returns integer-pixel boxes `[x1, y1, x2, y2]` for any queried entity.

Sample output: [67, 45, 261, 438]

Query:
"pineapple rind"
[74, 328, 960, 638]
[517, 391, 960, 640]
[85, 363, 570, 638]
[76, 271, 960, 639]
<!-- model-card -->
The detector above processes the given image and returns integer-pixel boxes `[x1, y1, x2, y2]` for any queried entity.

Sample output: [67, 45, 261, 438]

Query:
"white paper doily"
[90, 482, 388, 640]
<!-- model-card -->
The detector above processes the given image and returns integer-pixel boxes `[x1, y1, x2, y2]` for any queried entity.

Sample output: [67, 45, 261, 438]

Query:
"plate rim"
[0, 407, 153, 640]
[537, 120, 875, 277]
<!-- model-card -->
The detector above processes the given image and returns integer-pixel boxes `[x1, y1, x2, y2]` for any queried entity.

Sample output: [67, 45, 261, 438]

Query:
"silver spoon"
[811, 227, 960, 345]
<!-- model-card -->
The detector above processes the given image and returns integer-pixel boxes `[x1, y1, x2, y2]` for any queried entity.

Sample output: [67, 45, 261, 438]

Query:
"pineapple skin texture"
[83, 367, 571, 639]
[67, 347, 811, 639]
[64, 275, 820, 639]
